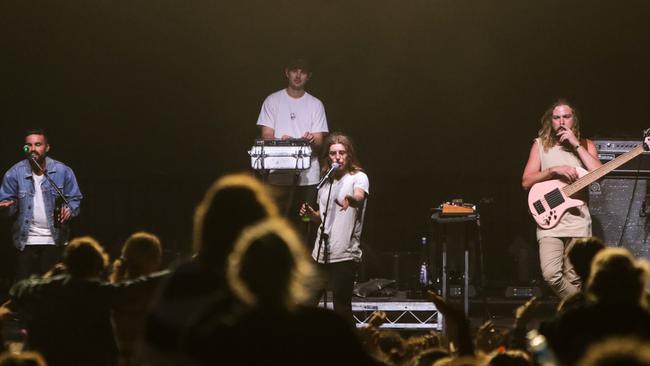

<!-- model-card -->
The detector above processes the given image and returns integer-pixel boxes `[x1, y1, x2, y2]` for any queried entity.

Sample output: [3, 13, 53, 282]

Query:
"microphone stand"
[28, 155, 69, 227]
[315, 175, 335, 311]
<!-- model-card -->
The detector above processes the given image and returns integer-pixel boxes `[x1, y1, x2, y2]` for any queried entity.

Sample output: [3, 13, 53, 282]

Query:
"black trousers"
[315, 260, 359, 328]
[15, 245, 62, 281]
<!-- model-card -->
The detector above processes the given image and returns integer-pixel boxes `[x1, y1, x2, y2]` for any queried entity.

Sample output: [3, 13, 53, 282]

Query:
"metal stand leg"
[442, 231, 448, 302]
[441, 229, 448, 335]
[464, 247, 469, 316]
[476, 214, 489, 322]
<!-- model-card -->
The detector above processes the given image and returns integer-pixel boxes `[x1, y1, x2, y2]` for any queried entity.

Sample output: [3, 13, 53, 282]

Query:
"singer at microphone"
[0, 128, 83, 280]
[298, 133, 369, 327]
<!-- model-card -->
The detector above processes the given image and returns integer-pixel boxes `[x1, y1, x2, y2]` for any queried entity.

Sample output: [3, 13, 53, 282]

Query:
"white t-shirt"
[26, 174, 55, 245]
[256, 89, 329, 186]
[312, 171, 369, 263]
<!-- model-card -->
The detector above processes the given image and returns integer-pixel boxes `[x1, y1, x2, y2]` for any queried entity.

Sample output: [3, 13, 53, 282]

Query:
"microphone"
[22, 146, 39, 163]
[316, 163, 340, 190]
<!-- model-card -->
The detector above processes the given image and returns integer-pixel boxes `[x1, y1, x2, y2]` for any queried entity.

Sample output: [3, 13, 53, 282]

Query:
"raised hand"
[556, 127, 579, 147]
[515, 296, 539, 325]
[475, 320, 506, 354]
[367, 310, 387, 328]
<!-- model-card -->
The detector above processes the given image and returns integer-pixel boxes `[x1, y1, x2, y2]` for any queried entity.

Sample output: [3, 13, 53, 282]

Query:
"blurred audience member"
[558, 237, 606, 313]
[143, 173, 278, 361]
[540, 247, 650, 365]
[488, 350, 532, 366]
[0, 351, 46, 366]
[9, 237, 115, 366]
[185, 218, 377, 365]
[577, 337, 650, 366]
[10, 236, 165, 366]
[110, 232, 163, 366]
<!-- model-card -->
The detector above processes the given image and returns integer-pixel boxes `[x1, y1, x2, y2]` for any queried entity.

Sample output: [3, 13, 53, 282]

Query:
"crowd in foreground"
[0, 173, 649, 366]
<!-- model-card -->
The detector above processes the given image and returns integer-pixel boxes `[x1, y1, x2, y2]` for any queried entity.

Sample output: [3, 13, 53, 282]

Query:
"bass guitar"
[528, 131, 650, 229]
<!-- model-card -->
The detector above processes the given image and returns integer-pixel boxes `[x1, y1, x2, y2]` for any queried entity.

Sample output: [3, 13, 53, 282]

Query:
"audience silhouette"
[540, 247, 650, 365]
[185, 218, 378, 365]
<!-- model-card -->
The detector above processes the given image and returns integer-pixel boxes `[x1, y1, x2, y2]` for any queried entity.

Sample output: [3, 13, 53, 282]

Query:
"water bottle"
[418, 236, 429, 287]
[419, 263, 428, 286]
[526, 329, 557, 366]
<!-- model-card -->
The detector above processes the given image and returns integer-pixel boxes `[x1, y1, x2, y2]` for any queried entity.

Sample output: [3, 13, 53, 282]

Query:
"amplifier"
[589, 177, 650, 260]
[593, 139, 650, 174]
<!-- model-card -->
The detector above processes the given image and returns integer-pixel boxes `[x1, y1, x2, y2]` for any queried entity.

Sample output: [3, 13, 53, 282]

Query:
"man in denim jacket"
[0, 128, 83, 280]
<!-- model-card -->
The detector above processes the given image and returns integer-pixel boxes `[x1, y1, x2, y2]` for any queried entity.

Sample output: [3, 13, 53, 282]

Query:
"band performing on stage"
[1, 57, 649, 366]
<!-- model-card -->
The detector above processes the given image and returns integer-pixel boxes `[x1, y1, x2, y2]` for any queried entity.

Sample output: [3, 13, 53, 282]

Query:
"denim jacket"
[0, 157, 82, 250]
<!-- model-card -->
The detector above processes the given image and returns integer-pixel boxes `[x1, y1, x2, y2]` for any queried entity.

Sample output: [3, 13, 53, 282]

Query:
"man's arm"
[62, 166, 83, 219]
[0, 170, 19, 217]
[522, 140, 580, 190]
[9, 277, 51, 313]
[337, 173, 369, 210]
[337, 188, 368, 210]
[260, 126, 275, 139]
[309, 98, 328, 150]
[579, 139, 603, 171]
[303, 132, 325, 150]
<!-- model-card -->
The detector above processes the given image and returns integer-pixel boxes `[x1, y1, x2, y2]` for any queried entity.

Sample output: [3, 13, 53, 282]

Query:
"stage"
[320, 290, 560, 332]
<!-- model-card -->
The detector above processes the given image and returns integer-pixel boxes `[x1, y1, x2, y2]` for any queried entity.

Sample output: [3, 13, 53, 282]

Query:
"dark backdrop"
[1, 0, 648, 290]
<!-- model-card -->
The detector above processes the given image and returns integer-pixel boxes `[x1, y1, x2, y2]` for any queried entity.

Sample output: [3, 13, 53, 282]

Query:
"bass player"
[522, 99, 602, 299]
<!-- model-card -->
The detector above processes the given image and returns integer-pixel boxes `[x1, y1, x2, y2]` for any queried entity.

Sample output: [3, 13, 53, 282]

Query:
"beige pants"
[538, 237, 582, 299]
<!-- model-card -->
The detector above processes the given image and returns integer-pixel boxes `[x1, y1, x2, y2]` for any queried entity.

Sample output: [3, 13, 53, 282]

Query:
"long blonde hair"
[193, 173, 278, 270]
[538, 99, 581, 151]
[227, 218, 317, 309]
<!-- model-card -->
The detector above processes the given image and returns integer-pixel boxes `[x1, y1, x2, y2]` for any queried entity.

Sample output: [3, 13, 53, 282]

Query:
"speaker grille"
[589, 177, 650, 260]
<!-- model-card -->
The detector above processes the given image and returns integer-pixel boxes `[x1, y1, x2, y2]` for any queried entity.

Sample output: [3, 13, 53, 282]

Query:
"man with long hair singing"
[300, 133, 369, 325]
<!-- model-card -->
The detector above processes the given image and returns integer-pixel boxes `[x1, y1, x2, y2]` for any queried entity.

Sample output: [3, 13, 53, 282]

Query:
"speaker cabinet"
[589, 177, 650, 260]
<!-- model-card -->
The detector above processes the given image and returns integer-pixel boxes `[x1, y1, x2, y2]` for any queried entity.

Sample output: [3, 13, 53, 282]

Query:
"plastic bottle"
[418, 236, 429, 287]
[526, 329, 558, 366]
